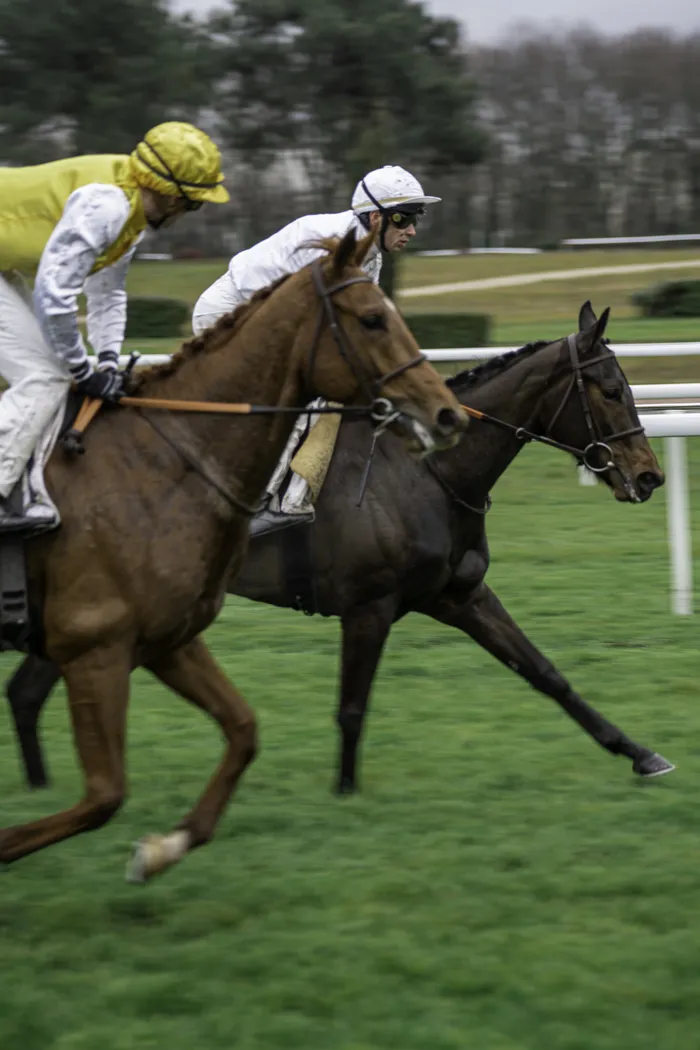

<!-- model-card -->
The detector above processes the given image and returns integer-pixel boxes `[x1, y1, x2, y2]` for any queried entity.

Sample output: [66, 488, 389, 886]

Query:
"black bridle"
[307, 259, 425, 427]
[425, 332, 645, 516]
[459, 333, 644, 475]
[541, 334, 644, 473]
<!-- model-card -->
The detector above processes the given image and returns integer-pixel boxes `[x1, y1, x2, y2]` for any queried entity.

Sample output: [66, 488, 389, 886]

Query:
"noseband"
[308, 259, 425, 425]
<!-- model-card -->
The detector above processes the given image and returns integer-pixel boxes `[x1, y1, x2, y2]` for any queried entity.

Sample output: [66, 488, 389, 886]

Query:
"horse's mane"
[446, 340, 552, 392]
[128, 274, 292, 392]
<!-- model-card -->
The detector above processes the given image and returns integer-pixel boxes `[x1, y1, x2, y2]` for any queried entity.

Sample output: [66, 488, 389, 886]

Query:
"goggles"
[387, 206, 425, 229]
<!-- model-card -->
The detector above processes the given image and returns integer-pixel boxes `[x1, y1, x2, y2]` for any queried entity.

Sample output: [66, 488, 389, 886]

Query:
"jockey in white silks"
[0, 121, 229, 533]
[193, 164, 441, 538]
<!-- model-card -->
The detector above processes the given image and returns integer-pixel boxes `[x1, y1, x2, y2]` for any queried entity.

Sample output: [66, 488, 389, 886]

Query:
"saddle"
[0, 390, 87, 653]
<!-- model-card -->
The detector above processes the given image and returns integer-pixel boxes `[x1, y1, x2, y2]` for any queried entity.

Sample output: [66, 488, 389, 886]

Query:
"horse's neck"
[137, 297, 307, 507]
[439, 345, 559, 500]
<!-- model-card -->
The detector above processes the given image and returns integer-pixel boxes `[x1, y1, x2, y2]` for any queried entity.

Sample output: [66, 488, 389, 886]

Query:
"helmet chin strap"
[360, 179, 391, 251]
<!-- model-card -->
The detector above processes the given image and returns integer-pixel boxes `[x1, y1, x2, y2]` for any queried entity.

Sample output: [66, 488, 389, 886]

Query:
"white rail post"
[665, 435, 693, 615]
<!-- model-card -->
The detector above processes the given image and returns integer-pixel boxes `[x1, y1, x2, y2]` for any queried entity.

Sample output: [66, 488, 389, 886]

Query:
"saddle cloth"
[290, 402, 343, 502]
[268, 398, 342, 514]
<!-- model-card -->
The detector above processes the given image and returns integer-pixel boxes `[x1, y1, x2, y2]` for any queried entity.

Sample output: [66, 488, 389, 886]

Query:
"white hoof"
[125, 840, 150, 884]
[125, 830, 191, 884]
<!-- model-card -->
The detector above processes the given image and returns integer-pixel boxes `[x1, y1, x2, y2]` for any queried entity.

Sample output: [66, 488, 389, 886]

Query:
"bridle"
[425, 332, 645, 515]
[460, 333, 644, 475]
[542, 334, 643, 474]
[308, 258, 425, 430]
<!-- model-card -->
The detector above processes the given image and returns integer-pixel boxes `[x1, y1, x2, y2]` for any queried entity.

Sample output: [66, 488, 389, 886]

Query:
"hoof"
[125, 840, 149, 884]
[634, 752, 675, 778]
[335, 778, 356, 796]
[125, 830, 190, 883]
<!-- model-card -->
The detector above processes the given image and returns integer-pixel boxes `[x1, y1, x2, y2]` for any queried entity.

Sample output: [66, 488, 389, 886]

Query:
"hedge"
[125, 296, 190, 339]
[631, 279, 700, 318]
[405, 312, 491, 349]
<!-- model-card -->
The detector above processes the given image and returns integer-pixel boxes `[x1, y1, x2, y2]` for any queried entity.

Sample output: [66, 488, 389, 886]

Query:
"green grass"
[401, 247, 700, 286]
[1, 439, 699, 1048]
[399, 263, 700, 328]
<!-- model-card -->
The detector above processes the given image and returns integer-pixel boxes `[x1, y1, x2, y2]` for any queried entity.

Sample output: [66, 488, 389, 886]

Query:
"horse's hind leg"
[428, 581, 674, 778]
[0, 646, 130, 864]
[6, 655, 61, 789]
[130, 635, 257, 883]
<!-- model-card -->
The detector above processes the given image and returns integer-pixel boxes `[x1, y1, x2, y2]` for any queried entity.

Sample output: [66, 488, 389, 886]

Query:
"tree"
[208, 0, 488, 280]
[471, 26, 700, 246]
[0, 0, 215, 162]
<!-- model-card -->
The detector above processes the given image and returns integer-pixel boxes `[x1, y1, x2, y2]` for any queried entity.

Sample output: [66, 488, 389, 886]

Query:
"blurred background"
[3, 0, 699, 254]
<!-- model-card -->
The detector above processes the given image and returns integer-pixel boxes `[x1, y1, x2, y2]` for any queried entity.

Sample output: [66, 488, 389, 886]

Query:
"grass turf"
[0, 439, 697, 1049]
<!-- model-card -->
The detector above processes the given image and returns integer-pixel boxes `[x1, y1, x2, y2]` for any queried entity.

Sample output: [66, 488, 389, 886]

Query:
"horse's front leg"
[5, 654, 61, 789]
[427, 581, 674, 778]
[336, 598, 396, 795]
[129, 635, 258, 883]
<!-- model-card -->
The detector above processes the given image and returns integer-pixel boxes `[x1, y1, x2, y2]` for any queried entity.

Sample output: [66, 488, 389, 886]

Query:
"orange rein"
[64, 394, 484, 455]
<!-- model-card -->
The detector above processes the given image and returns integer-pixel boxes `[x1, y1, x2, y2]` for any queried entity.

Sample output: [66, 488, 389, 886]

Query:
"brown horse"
[4, 302, 673, 800]
[0, 229, 465, 880]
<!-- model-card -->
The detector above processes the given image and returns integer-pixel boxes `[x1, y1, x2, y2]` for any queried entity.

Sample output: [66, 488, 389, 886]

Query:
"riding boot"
[0, 480, 57, 534]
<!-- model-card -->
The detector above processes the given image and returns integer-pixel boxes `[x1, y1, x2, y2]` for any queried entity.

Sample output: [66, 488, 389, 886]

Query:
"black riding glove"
[76, 369, 125, 402]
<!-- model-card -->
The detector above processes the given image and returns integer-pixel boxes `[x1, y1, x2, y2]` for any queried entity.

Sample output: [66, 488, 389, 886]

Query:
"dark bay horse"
[0, 229, 466, 880]
[5, 302, 674, 800]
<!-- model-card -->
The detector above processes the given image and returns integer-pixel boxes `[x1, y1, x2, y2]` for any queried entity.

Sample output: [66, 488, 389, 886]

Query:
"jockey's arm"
[33, 185, 132, 384]
[83, 240, 141, 372]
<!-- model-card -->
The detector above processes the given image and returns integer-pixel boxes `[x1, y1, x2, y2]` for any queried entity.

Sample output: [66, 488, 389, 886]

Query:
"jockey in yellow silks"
[0, 121, 229, 532]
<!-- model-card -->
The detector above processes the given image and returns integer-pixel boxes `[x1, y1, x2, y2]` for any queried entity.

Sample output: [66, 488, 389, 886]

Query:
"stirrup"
[249, 508, 314, 540]
[0, 504, 58, 537]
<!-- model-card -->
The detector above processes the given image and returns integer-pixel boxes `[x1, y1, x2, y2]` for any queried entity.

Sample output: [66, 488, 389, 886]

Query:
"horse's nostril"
[638, 470, 664, 493]
[436, 407, 462, 435]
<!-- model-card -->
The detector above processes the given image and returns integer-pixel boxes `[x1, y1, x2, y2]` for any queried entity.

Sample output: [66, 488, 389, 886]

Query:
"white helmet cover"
[351, 165, 441, 213]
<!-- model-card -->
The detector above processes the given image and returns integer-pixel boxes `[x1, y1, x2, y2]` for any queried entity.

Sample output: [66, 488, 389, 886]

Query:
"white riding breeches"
[0, 274, 72, 499]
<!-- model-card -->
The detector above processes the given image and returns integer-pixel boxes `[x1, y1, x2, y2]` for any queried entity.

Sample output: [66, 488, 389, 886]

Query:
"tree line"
[1, 0, 697, 252]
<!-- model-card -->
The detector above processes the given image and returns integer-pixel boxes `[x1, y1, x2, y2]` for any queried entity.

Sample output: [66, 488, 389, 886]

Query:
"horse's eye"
[360, 313, 386, 331]
[601, 383, 623, 402]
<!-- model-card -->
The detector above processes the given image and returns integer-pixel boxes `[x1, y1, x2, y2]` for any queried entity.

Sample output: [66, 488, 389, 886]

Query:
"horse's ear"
[578, 300, 597, 332]
[331, 227, 360, 279]
[579, 306, 610, 352]
[355, 227, 378, 267]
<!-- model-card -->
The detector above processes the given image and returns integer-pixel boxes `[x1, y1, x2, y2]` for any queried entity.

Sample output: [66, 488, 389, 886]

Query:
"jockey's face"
[368, 210, 418, 252]
[140, 188, 192, 230]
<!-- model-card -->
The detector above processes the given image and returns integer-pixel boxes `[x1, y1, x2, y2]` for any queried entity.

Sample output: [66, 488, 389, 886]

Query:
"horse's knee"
[84, 788, 124, 832]
[337, 708, 363, 741]
[239, 718, 258, 767]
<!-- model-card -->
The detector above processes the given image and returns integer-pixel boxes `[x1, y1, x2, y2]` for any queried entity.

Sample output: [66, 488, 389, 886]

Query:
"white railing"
[116, 343, 700, 370]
